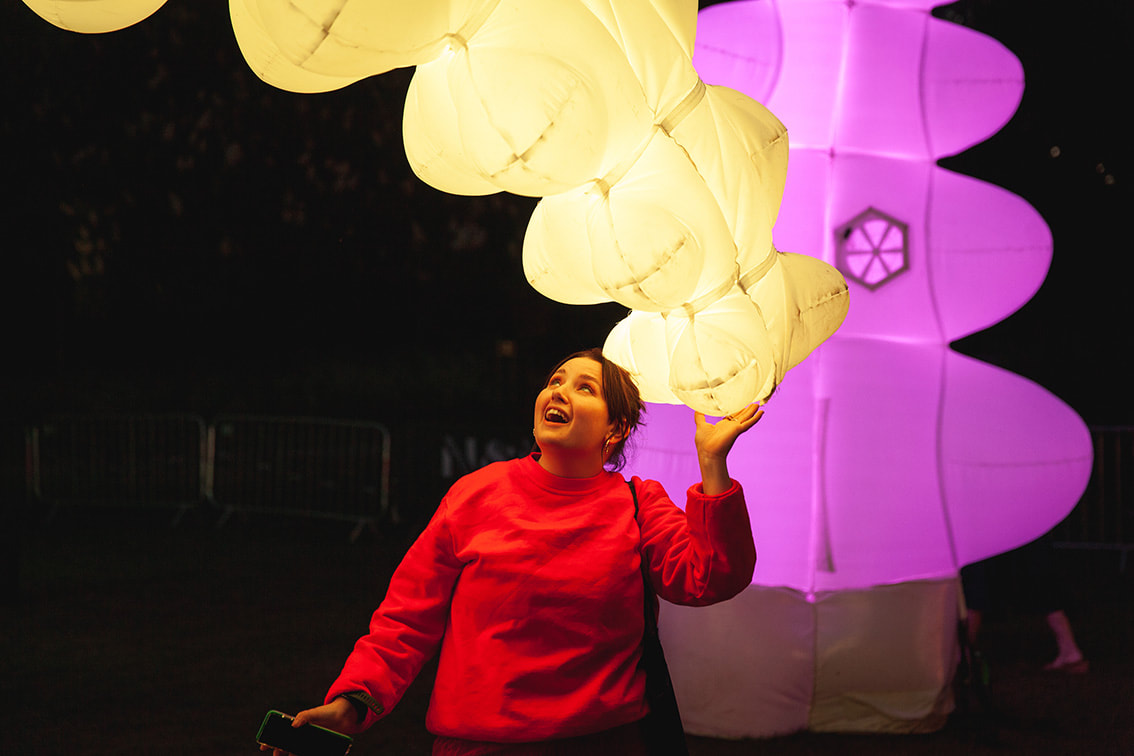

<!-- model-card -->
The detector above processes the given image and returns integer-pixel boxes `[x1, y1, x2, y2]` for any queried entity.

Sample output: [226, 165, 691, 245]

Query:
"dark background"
[3, 0, 1129, 429]
[2, 3, 1131, 755]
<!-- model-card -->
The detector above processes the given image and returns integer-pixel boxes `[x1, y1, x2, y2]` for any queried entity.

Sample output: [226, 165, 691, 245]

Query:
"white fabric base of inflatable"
[661, 578, 960, 738]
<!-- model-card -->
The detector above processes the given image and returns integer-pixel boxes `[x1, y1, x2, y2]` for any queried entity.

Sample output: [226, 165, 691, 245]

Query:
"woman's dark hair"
[541, 347, 645, 471]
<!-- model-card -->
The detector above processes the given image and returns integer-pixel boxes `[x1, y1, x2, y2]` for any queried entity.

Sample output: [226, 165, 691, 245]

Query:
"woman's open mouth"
[544, 408, 569, 424]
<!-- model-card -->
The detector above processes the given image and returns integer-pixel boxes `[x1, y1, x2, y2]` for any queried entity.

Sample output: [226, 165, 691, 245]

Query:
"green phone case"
[256, 709, 352, 756]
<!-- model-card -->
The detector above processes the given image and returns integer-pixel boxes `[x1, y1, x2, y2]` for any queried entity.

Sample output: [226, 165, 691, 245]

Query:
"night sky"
[4, 0, 1129, 427]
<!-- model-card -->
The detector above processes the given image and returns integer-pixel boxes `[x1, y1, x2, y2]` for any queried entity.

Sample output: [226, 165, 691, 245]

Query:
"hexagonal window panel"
[834, 208, 909, 290]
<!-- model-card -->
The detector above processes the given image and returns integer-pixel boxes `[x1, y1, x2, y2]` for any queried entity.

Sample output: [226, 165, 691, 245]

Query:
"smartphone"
[256, 710, 353, 756]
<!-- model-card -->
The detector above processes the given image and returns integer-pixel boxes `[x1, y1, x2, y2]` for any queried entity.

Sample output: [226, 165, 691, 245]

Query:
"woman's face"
[533, 357, 619, 461]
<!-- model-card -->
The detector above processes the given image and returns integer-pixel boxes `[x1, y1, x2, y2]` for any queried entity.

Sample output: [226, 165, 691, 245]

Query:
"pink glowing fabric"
[626, 0, 1093, 736]
[634, 0, 1093, 596]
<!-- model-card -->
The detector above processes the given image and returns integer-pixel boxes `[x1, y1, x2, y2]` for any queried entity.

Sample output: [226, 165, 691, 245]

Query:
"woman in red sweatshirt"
[262, 348, 763, 755]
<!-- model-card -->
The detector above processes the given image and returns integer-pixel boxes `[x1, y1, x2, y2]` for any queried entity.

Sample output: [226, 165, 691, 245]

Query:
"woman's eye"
[580, 384, 593, 393]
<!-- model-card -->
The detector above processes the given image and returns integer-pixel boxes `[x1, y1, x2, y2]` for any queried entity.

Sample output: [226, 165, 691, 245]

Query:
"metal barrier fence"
[25, 414, 390, 539]
[1053, 425, 1134, 570]
[26, 414, 208, 523]
[208, 415, 390, 540]
[24, 417, 1131, 556]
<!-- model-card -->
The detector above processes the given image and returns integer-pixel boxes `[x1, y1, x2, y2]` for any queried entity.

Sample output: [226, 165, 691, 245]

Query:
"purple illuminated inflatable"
[624, 0, 1093, 736]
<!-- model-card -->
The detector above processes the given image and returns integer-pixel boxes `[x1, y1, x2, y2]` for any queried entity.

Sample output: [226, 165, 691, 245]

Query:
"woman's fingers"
[737, 404, 764, 428]
[725, 402, 763, 423]
[711, 403, 764, 432]
[697, 404, 763, 427]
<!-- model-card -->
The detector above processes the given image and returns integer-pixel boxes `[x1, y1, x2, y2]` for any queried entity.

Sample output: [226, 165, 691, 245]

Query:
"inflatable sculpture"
[624, 0, 1093, 736]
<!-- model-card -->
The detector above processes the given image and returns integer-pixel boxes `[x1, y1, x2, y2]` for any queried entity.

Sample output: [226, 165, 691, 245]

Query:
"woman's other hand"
[259, 697, 359, 755]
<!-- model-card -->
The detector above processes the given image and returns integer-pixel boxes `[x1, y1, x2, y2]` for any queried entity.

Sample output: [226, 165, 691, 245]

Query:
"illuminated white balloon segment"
[22, 0, 167, 33]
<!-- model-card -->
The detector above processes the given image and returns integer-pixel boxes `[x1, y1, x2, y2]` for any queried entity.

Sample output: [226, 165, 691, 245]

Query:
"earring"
[602, 438, 611, 458]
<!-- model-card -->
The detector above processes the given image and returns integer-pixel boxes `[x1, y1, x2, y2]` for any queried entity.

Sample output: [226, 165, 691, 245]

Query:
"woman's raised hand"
[693, 403, 764, 496]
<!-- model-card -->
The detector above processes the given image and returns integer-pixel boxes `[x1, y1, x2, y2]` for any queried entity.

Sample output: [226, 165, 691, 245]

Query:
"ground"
[4, 506, 1131, 755]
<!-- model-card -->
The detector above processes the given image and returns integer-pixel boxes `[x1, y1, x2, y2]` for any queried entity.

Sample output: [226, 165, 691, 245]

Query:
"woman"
[262, 348, 763, 755]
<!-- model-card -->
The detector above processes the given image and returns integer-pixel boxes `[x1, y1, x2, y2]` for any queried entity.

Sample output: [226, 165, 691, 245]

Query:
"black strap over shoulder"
[631, 479, 658, 620]
[630, 479, 689, 755]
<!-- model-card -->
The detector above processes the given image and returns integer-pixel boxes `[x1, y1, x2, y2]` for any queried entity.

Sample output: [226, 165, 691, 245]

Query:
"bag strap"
[629, 478, 690, 755]
[630, 479, 659, 630]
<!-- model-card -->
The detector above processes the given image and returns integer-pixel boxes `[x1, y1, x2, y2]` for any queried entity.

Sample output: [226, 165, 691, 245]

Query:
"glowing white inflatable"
[25, 0, 849, 416]
[225, 0, 849, 416]
[21, 0, 167, 33]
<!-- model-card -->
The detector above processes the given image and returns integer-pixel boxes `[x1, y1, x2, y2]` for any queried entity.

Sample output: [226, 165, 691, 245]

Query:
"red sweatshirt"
[325, 453, 756, 742]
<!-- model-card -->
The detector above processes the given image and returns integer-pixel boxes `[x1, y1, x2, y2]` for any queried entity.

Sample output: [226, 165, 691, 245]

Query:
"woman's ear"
[606, 424, 627, 448]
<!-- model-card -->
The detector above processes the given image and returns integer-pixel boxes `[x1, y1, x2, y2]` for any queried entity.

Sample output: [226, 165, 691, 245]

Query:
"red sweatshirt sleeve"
[633, 477, 756, 606]
[324, 497, 464, 729]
